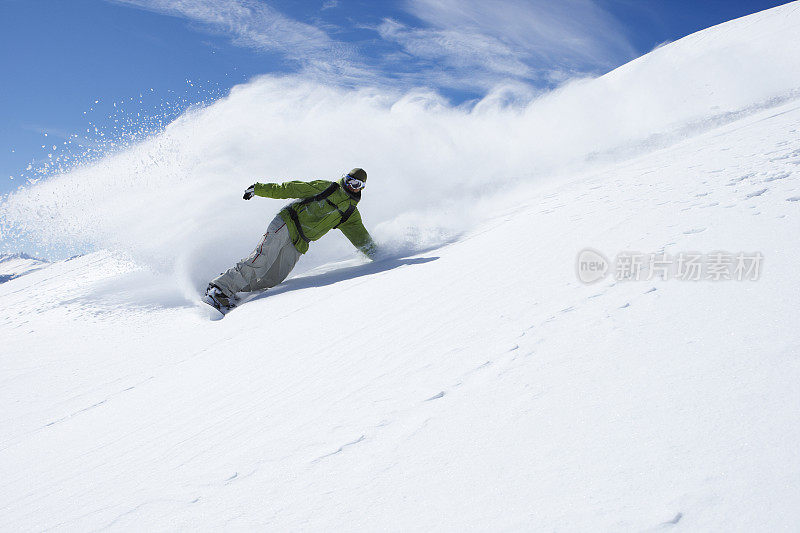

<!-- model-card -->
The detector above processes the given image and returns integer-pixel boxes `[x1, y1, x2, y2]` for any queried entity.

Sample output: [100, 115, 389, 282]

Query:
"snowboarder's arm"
[339, 209, 377, 259]
[253, 180, 332, 199]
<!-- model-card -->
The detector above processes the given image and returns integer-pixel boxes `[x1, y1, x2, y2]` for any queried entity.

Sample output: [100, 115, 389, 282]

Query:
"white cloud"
[390, 0, 637, 82]
[109, 0, 342, 61]
[108, 0, 637, 91]
[378, 18, 531, 78]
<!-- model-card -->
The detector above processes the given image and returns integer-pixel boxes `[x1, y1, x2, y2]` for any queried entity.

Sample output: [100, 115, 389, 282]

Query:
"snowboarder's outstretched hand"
[243, 184, 256, 200]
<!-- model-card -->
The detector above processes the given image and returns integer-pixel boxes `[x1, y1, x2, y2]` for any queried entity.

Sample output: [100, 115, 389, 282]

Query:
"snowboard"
[201, 293, 236, 319]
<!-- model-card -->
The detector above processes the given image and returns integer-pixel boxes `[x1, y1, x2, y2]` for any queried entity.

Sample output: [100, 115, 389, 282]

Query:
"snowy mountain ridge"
[1, 3, 800, 531]
[0, 252, 49, 284]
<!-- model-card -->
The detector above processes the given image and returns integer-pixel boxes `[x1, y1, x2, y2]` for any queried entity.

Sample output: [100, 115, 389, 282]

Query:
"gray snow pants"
[211, 215, 302, 298]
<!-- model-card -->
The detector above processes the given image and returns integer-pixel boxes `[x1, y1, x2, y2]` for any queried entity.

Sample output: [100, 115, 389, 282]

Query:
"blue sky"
[0, 0, 792, 196]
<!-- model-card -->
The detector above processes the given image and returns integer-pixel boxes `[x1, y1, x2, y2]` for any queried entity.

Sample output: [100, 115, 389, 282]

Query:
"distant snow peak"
[0, 252, 49, 284]
[0, 252, 47, 263]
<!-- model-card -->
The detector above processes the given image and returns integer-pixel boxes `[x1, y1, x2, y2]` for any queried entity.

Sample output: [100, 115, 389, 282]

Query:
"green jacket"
[253, 179, 376, 257]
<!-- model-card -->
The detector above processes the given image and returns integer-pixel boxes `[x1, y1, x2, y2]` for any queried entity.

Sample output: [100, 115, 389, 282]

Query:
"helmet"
[347, 168, 367, 182]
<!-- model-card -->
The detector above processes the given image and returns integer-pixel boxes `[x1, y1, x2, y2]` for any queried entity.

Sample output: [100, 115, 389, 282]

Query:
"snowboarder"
[203, 168, 376, 312]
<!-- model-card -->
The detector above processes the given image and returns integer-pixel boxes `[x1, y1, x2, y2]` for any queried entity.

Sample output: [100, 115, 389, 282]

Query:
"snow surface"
[2, 3, 800, 531]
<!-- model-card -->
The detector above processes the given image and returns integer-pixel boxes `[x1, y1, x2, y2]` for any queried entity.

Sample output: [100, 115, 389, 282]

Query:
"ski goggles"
[344, 175, 366, 191]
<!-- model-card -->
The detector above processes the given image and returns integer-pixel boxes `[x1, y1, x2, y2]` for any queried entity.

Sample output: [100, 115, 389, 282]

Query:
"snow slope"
[2, 3, 800, 531]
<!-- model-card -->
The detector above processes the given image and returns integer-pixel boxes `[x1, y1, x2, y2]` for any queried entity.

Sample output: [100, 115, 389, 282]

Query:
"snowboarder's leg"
[210, 215, 291, 298]
[247, 237, 302, 291]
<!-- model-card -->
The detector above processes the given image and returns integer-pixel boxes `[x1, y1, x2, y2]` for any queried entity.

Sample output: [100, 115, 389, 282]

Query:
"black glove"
[243, 184, 256, 200]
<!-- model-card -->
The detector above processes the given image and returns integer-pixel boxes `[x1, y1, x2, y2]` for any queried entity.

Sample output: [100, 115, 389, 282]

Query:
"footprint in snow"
[312, 435, 366, 462]
[745, 188, 768, 198]
[683, 227, 706, 234]
[727, 173, 753, 185]
[764, 171, 791, 182]
[787, 196, 800, 202]
[661, 512, 683, 526]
